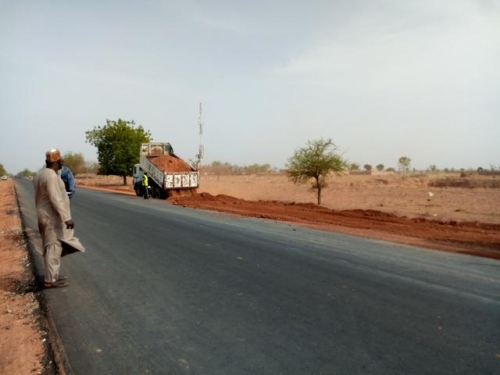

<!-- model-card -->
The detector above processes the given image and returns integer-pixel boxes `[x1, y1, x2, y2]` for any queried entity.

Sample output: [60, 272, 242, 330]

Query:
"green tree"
[63, 152, 86, 175]
[0, 163, 7, 176]
[287, 138, 347, 205]
[363, 164, 372, 172]
[85, 119, 151, 185]
[428, 165, 437, 173]
[349, 163, 360, 171]
[398, 156, 411, 174]
[376, 164, 384, 171]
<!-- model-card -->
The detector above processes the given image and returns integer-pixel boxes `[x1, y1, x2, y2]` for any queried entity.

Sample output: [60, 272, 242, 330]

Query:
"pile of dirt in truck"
[148, 155, 194, 172]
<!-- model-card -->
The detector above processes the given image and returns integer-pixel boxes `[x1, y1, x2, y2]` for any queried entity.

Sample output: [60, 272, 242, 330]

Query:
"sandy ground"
[1, 172, 499, 373]
[0, 179, 46, 374]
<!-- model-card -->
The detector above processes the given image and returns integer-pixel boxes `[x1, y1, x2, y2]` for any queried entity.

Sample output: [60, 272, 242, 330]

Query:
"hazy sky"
[1, 0, 499, 174]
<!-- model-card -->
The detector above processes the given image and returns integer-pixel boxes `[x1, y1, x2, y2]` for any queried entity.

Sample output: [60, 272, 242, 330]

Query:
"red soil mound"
[148, 155, 193, 172]
[169, 192, 500, 260]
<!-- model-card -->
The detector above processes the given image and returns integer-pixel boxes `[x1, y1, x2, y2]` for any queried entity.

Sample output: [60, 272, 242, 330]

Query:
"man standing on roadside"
[33, 149, 85, 288]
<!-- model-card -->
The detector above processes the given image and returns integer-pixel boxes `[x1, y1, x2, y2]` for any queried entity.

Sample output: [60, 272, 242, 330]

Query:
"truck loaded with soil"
[132, 142, 198, 199]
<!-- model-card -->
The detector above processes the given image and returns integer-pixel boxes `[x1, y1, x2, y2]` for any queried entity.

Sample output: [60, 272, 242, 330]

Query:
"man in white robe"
[33, 148, 85, 288]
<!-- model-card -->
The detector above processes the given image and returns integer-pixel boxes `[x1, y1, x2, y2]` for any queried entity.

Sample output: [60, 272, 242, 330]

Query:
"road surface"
[15, 179, 500, 375]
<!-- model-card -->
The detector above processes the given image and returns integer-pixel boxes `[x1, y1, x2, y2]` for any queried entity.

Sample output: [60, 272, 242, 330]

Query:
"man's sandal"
[44, 280, 69, 289]
[58, 275, 68, 281]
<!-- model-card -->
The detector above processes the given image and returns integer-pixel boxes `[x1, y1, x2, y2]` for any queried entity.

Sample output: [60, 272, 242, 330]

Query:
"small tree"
[63, 152, 86, 175]
[376, 164, 384, 171]
[398, 156, 411, 174]
[0, 163, 7, 176]
[350, 163, 360, 171]
[363, 164, 372, 172]
[86, 119, 151, 185]
[287, 138, 347, 205]
[428, 165, 437, 173]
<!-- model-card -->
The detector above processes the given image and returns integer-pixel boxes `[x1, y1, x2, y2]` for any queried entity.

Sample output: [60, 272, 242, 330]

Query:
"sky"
[1, 0, 499, 174]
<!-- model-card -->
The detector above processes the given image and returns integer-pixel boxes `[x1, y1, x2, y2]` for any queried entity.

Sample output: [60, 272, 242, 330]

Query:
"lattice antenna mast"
[196, 102, 204, 168]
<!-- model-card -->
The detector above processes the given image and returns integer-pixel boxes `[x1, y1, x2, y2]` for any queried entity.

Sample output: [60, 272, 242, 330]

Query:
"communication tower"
[196, 102, 204, 168]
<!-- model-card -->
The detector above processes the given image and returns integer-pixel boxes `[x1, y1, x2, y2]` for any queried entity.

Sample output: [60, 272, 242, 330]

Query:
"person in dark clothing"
[60, 162, 76, 199]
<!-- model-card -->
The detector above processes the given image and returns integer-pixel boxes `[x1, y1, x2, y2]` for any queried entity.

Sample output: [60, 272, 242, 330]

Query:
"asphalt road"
[15, 178, 500, 375]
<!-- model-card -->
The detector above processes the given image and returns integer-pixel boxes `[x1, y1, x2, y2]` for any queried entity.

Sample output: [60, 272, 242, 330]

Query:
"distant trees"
[85, 119, 151, 185]
[0, 163, 6, 176]
[428, 165, 437, 173]
[85, 161, 99, 174]
[363, 164, 372, 172]
[398, 156, 411, 174]
[203, 161, 274, 177]
[287, 138, 348, 205]
[63, 152, 86, 175]
[376, 164, 384, 171]
[209, 161, 233, 179]
[16, 169, 36, 178]
[349, 163, 360, 171]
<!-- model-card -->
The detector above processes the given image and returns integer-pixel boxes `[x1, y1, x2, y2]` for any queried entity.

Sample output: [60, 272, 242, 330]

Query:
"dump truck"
[132, 142, 199, 199]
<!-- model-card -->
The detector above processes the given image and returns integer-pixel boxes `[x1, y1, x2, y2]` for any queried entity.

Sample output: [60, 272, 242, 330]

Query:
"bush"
[428, 178, 500, 189]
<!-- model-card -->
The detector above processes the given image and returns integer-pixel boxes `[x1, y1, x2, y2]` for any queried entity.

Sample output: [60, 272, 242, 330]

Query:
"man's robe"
[33, 168, 85, 256]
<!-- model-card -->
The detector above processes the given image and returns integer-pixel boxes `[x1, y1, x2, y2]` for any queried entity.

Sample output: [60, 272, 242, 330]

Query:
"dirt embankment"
[168, 192, 500, 260]
[0, 180, 46, 374]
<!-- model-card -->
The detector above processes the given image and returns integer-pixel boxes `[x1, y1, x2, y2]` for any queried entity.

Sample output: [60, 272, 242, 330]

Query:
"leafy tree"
[16, 169, 36, 178]
[210, 161, 233, 178]
[398, 156, 411, 174]
[242, 163, 271, 174]
[0, 163, 7, 176]
[428, 165, 437, 173]
[287, 138, 347, 205]
[376, 164, 384, 171]
[63, 152, 86, 175]
[363, 164, 372, 172]
[85, 119, 151, 185]
[349, 163, 360, 171]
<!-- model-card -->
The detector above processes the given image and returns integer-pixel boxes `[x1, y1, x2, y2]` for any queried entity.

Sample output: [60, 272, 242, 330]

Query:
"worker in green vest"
[142, 173, 149, 199]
